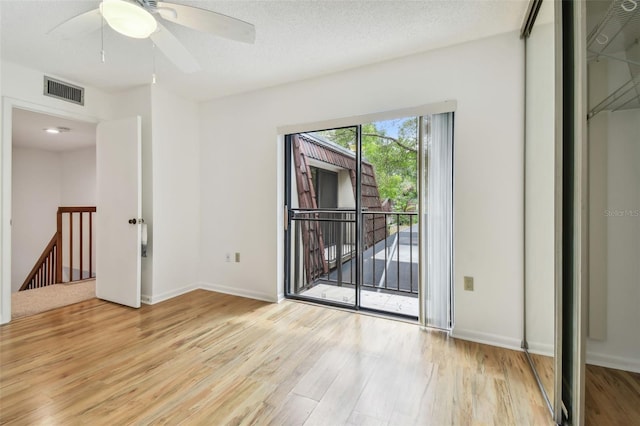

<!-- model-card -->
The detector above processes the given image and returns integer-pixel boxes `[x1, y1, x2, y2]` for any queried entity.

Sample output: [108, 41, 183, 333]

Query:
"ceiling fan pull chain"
[152, 42, 157, 84]
[101, 2, 106, 63]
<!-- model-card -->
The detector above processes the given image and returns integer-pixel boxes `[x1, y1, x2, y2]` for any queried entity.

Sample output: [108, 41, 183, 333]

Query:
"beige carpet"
[11, 279, 96, 320]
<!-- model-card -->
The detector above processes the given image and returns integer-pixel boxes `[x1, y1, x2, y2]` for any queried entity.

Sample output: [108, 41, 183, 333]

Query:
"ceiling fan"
[48, 0, 256, 73]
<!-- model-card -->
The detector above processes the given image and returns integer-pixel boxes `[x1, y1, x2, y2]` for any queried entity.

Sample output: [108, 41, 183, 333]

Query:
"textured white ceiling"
[1, 1, 529, 101]
[12, 108, 96, 152]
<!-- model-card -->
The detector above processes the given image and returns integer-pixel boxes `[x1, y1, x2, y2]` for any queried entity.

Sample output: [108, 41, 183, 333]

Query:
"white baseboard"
[525, 341, 554, 357]
[586, 351, 640, 374]
[141, 283, 198, 305]
[451, 328, 523, 352]
[198, 282, 278, 303]
[141, 282, 278, 305]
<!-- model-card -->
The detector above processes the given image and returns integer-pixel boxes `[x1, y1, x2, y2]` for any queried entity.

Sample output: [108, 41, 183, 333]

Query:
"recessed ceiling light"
[44, 127, 71, 134]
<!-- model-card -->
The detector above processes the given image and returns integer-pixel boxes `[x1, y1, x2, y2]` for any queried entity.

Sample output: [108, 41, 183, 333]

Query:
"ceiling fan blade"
[150, 23, 201, 74]
[47, 8, 103, 39]
[157, 2, 255, 44]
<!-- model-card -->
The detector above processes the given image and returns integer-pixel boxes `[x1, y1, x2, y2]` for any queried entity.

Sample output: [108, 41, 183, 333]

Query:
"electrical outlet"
[225, 253, 231, 262]
[464, 276, 474, 291]
[235, 252, 240, 263]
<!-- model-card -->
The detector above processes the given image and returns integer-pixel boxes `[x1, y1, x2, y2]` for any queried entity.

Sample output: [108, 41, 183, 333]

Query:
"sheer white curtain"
[422, 112, 453, 329]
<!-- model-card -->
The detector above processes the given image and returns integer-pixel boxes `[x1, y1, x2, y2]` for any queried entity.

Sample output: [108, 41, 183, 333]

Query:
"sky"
[373, 119, 402, 138]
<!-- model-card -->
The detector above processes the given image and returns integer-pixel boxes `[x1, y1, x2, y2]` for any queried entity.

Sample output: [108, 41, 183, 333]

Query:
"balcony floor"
[300, 283, 419, 317]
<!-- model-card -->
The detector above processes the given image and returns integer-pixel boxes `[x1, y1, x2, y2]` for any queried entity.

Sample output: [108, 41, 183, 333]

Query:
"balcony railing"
[362, 212, 418, 294]
[289, 209, 419, 295]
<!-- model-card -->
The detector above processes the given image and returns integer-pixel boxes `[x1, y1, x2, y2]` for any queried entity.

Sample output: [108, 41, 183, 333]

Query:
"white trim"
[198, 282, 278, 303]
[574, 2, 589, 424]
[141, 282, 279, 305]
[276, 134, 285, 306]
[1, 100, 12, 325]
[141, 283, 198, 305]
[306, 158, 345, 173]
[0, 97, 100, 324]
[3, 97, 100, 124]
[451, 327, 523, 351]
[277, 100, 457, 135]
[586, 352, 640, 374]
[526, 341, 555, 357]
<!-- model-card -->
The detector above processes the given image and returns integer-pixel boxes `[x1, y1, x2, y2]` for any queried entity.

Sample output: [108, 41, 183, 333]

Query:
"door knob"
[128, 218, 137, 225]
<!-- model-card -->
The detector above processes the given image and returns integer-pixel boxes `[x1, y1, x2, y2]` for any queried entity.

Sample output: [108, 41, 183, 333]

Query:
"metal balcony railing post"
[371, 213, 375, 288]
[294, 220, 301, 293]
[397, 213, 401, 292]
[410, 214, 414, 293]
[337, 213, 343, 286]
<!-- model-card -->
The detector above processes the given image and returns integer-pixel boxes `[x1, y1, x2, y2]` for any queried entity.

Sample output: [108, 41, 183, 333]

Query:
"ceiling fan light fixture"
[100, 0, 157, 39]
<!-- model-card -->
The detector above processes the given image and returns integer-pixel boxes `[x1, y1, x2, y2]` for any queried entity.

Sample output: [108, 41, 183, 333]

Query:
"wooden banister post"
[56, 208, 62, 283]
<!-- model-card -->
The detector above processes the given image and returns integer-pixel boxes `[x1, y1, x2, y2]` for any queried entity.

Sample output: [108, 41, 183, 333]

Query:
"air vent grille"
[43, 76, 84, 106]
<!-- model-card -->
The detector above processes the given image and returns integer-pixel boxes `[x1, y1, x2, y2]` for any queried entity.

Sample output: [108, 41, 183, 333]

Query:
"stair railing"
[57, 206, 97, 283]
[19, 234, 59, 291]
[19, 206, 96, 291]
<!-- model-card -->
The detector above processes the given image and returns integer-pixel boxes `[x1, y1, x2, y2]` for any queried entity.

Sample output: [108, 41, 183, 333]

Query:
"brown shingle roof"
[292, 133, 386, 284]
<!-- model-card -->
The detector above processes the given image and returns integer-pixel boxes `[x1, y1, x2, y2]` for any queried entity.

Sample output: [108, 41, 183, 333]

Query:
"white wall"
[149, 85, 200, 301]
[199, 31, 525, 346]
[61, 146, 96, 206]
[0, 13, 4, 320]
[11, 148, 61, 292]
[11, 146, 97, 291]
[587, 58, 640, 373]
[1, 62, 113, 120]
[110, 84, 200, 303]
[338, 170, 355, 208]
[587, 109, 640, 372]
[60, 147, 96, 281]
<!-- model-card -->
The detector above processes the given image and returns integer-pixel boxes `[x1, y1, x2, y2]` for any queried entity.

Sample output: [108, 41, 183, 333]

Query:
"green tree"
[315, 118, 418, 213]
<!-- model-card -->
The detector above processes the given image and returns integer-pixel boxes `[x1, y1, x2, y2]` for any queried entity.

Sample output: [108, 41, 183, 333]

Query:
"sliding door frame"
[558, 1, 587, 423]
[418, 116, 425, 325]
[280, 101, 457, 323]
[354, 126, 362, 310]
[283, 127, 361, 311]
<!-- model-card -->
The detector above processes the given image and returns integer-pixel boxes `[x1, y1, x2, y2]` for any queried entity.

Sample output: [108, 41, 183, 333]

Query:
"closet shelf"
[587, 0, 640, 60]
[587, 0, 640, 119]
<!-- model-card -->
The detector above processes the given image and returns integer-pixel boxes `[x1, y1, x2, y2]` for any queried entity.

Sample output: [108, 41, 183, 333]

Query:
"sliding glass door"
[285, 128, 359, 309]
[357, 119, 419, 317]
[284, 112, 453, 324]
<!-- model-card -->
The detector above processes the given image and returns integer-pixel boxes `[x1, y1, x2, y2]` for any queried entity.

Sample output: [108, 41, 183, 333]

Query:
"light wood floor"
[528, 354, 554, 408]
[528, 352, 640, 425]
[0, 290, 552, 425]
[586, 364, 640, 425]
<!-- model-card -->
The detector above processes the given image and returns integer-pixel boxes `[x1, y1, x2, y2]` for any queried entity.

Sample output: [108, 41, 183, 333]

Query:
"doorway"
[10, 107, 97, 319]
[1, 99, 143, 324]
[284, 112, 454, 326]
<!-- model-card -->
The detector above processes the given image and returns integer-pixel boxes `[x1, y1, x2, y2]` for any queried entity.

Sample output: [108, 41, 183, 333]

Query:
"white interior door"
[96, 117, 142, 308]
